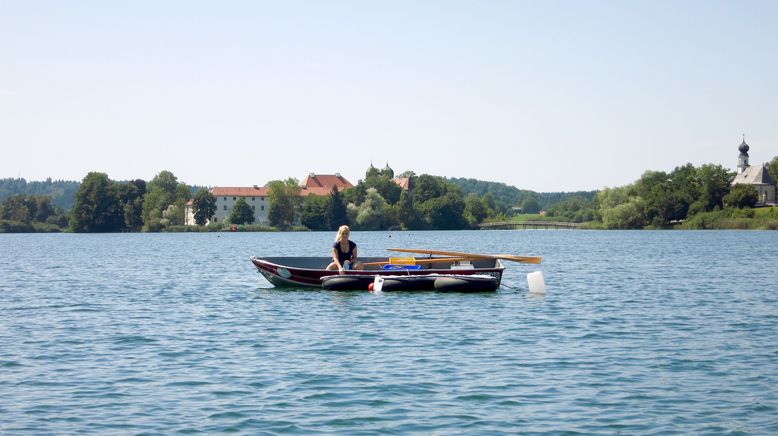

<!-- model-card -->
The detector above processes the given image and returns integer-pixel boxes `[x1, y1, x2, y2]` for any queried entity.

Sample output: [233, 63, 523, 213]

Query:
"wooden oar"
[387, 248, 542, 264]
[361, 257, 480, 267]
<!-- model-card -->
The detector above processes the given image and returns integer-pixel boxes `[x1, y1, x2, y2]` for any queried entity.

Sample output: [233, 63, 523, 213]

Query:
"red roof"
[301, 173, 353, 190]
[211, 186, 269, 197]
[392, 177, 410, 190]
[299, 187, 339, 196]
[209, 174, 353, 199]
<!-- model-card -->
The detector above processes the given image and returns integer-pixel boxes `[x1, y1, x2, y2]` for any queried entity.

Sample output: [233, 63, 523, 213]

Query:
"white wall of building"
[185, 194, 270, 225]
[212, 194, 269, 225]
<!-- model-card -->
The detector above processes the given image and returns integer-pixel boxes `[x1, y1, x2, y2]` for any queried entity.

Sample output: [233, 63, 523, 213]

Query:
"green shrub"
[32, 222, 63, 233]
[232, 224, 278, 232]
[682, 207, 778, 230]
[0, 220, 35, 233]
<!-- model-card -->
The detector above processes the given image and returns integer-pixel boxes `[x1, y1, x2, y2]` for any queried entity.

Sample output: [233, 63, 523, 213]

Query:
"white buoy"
[372, 275, 384, 293]
[527, 271, 546, 294]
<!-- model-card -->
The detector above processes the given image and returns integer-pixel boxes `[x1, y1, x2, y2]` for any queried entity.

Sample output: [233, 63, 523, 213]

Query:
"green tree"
[630, 171, 690, 226]
[268, 178, 301, 228]
[418, 192, 467, 230]
[326, 186, 348, 230]
[521, 196, 541, 214]
[724, 184, 758, 209]
[347, 188, 388, 230]
[70, 172, 123, 232]
[149, 170, 179, 196]
[601, 197, 646, 229]
[301, 194, 329, 230]
[668, 164, 699, 202]
[413, 174, 446, 204]
[229, 198, 255, 225]
[121, 179, 146, 231]
[768, 156, 778, 186]
[1, 195, 33, 223]
[696, 164, 733, 211]
[364, 171, 402, 205]
[464, 193, 489, 225]
[33, 196, 54, 223]
[546, 196, 594, 223]
[594, 185, 632, 211]
[397, 190, 422, 230]
[192, 188, 217, 225]
[408, 174, 468, 229]
[142, 171, 189, 231]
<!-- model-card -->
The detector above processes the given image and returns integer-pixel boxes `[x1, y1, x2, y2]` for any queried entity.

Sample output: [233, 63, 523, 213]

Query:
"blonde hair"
[335, 225, 350, 242]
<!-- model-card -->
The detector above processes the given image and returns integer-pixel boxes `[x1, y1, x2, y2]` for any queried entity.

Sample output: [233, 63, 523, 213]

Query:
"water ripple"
[1, 231, 777, 434]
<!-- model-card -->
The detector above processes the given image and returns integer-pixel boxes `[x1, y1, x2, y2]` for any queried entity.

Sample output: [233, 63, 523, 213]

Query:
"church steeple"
[737, 135, 750, 174]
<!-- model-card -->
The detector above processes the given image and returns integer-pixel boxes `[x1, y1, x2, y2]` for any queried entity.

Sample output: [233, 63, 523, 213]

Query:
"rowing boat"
[250, 256, 505, 288]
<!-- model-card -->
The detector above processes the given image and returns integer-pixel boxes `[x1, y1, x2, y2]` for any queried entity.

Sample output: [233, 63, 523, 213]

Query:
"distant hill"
[446, 177, 597, 212]
[0, 178, 80, 211]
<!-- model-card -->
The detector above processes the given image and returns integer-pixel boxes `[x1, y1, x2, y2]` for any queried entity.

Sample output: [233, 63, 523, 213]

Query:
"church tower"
[737, 136, 750, 174]
[383, 163, 394, 179]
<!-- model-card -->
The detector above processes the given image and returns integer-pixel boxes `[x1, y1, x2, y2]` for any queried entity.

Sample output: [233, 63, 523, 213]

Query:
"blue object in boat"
[382, 264, 422, 270]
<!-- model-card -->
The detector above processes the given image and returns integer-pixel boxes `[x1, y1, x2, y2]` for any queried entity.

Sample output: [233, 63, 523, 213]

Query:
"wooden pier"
[478, 220, 582, 230]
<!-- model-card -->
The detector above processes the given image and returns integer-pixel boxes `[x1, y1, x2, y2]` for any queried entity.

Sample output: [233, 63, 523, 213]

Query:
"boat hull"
[250, 256, 504, 289]
[434, 275, 500, 292]
[321, 273, 500, 292]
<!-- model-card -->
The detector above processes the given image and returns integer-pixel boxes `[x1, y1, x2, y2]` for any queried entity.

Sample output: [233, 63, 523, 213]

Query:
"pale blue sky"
[1, 0, 777, 192]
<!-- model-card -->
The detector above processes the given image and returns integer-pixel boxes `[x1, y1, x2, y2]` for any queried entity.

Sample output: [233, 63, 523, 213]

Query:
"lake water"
[1, 230, 777, 434]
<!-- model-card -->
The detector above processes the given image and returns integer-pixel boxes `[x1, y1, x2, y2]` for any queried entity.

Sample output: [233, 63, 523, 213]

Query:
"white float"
[527, 271, 546, 294]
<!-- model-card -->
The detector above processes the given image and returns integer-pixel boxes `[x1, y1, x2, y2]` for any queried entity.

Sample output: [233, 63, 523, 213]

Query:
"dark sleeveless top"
[333, 240, 356, 263]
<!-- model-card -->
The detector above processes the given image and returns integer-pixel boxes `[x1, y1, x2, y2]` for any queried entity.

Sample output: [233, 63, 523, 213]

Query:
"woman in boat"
[327, 225, 363, 273]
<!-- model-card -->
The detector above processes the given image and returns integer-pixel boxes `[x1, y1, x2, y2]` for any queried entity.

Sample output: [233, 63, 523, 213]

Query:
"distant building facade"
[184, 174, 353, 225]
[731, 138, 776, 205]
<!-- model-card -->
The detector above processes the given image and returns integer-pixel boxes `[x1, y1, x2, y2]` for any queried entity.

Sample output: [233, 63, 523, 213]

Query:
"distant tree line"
[446, 176, 597, 215]
[68, 171, 195, 232]
[3, 156, 777, 232]
[0, 178, 79, 210]
[543, 157, 778, 229]
[0, 194, 69, 232]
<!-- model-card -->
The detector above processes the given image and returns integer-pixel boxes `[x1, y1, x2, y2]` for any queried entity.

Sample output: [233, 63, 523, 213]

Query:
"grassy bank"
[679, 207, 778, 230]
[0, 220, 64, 233]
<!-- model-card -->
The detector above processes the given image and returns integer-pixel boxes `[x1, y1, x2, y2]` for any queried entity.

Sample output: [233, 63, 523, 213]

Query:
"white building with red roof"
[184, 174, 353, 225]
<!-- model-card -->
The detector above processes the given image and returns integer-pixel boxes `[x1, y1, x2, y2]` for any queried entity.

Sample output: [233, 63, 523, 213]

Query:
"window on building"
[223, 205, 227, 210]
[251, 197, 255, 201]
[233, 197, 236, 201]
[261, 205, 265, 211]
[223, 197, 227, 201]
[214, 217, 218, 222]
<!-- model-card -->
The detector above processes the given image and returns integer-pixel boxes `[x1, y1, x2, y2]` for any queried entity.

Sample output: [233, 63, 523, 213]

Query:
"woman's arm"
[332, 247, 343, 271]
